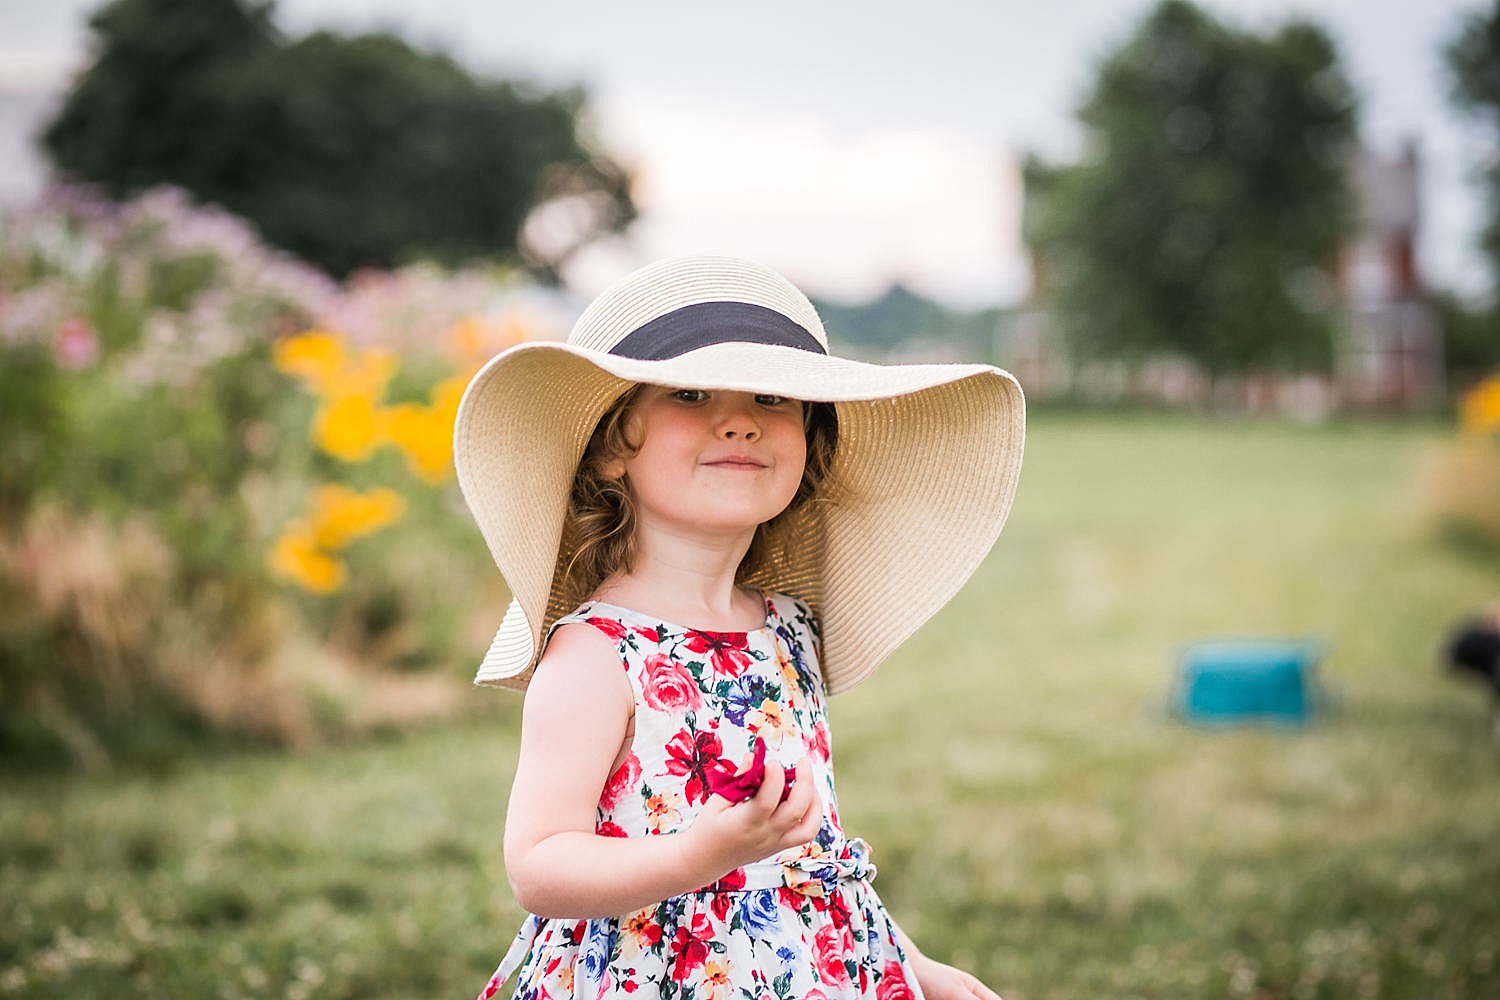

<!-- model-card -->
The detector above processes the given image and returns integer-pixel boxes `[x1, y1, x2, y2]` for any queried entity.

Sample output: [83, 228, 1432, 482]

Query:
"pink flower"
[640, 653, 702, 713]
[810, 720, 831, 763]
[600, 752, 641, 810]
[54, 317, 99, 370]
[876, 963, 916, 1000]
[814, 925, 851, 985]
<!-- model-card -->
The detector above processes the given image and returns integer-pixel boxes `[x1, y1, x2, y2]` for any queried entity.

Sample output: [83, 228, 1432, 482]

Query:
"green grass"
[5, 413, 1500, 999]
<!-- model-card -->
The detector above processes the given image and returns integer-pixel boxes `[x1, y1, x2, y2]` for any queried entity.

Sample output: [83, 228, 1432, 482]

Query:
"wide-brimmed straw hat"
[454, 255, 1024, 694]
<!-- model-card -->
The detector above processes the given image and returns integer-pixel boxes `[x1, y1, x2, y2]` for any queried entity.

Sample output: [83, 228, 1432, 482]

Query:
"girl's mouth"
[704, 456, 766, 470]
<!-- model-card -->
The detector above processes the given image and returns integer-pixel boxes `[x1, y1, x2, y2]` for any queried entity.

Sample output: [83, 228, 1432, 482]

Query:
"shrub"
[0, 184, 566, 768]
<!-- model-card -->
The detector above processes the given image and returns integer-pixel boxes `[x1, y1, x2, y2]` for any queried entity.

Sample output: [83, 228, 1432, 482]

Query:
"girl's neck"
[593, 523, 762, 631]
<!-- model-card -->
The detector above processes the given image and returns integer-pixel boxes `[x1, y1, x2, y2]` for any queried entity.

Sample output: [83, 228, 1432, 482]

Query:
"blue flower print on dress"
[737, 889, 781, 938]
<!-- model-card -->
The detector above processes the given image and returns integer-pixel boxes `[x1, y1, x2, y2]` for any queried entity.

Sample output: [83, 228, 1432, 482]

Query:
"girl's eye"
[671, 389, 707, 403]
[754, 394, 791, 407]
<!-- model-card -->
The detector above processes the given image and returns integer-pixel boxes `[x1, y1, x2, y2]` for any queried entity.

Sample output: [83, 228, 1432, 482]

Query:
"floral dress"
[477, 592, 923, 1000]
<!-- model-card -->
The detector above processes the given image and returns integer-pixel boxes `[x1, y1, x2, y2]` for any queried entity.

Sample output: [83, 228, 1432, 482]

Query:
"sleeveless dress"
[477, 591, 924, 1000]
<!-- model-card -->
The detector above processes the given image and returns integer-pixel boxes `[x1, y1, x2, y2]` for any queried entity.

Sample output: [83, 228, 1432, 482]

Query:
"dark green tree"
[43, 0, 277, 196]
[1446, 2, 1500, 292]
[1430, 289, 1500, 386]
[43, 0, 633, 278]
[1025, 0, 1358, 378]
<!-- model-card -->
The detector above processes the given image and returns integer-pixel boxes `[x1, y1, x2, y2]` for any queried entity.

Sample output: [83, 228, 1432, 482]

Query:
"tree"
[1447, 2, 1500, 298]
[43, 0, 277, 197]
[1431, 289, 1500, 387]
[1025, 0, 1358, 378]
[43, 0, 633, 278]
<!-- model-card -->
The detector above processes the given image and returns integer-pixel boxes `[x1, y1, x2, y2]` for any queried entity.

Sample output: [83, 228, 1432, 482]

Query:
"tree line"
[43, 0, 633, 279]
[38, 0, 1500, 381]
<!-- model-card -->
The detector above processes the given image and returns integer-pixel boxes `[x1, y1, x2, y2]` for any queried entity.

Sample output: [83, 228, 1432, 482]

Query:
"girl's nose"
[717, 399, 761, 441]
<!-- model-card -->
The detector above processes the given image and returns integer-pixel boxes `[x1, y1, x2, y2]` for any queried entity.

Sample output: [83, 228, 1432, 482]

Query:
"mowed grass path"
[4, 414, 1499, 999]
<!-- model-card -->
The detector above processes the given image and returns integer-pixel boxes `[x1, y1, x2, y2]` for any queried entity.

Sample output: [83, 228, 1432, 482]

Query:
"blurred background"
[3, 1, 1500, 998]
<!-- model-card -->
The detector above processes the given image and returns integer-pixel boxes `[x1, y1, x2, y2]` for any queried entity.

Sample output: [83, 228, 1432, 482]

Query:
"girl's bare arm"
[502, 624, 821, 918]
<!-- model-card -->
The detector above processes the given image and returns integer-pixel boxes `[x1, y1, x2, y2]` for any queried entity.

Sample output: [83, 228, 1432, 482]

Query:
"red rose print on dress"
[810, 720, 831, 763]
[877, 962, 917, 1000]
[641, 653, 703, 713]
[814, 925, 852, 985]
[600, 752, 641, 811]
[585, 615, 630, 642]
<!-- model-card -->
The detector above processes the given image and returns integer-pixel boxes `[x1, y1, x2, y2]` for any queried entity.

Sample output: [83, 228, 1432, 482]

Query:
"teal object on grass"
[1174, 638, 1324, 725]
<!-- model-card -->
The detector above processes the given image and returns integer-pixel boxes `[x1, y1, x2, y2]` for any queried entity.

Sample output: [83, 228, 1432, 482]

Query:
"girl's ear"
[601, 457, 628, 480]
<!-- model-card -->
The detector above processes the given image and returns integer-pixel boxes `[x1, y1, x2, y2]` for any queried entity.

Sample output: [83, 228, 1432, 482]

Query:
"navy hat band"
[608, 301, 826, 361]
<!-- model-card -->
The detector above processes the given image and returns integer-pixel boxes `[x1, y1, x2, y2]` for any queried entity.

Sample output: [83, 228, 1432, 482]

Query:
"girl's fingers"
[780, 754, 815, 812]
[778, 756, 820, 842]
[697, 793, 734, 820]
[755, 758, 787, 804]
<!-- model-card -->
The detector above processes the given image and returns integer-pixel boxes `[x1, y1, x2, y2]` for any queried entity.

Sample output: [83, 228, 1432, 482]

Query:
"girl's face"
[615, 386, 807, 539]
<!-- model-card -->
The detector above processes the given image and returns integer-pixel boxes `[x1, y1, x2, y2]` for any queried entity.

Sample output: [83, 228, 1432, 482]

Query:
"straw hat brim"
[454, 338, 1025, 695]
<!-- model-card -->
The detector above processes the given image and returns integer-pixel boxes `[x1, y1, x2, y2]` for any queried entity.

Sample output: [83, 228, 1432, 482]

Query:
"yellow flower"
[380, 404, 452, 483]
[1460, 375, 1500, 437]
[275, 328, 395, 399]
[273, 330, 346, 394]
[314, 393, 383, 461]
[309, 484, 406, 550]
[267, 523, 347, 593]
[447, 313, 530, 367]
[619, 910, 659, 959]
[702, 961, 732, 1000]
[327, 347, 397, 399]
[643, 790, 684, 833]
[776, 650, 802, 707]
[746, 698, 790, 746]
[377, 374, 468, 482]
[431, 374, 467, 419]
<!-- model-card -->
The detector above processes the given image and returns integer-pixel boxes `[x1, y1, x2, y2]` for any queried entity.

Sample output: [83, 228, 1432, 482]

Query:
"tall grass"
[3, 414, 1498, 999]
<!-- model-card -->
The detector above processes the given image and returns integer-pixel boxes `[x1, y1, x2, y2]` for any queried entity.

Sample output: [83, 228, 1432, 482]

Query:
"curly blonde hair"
[563, 387, 839, 596]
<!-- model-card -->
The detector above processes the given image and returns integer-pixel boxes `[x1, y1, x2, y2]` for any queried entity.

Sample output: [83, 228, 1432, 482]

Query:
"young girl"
[454, 256, 1025, 1000]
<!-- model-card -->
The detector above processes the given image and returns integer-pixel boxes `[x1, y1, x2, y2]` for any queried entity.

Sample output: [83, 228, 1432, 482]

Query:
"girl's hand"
[686, 754, 821, 874]
[909, 954, 1003, 1000]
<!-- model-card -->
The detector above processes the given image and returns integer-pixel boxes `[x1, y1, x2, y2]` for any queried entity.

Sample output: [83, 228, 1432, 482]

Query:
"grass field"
[4, 413, 1499, 1000]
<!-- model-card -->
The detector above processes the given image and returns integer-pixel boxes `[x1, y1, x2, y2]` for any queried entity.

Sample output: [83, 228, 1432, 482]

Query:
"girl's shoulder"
[528, 615, 635, 704]
[763, 590, 821, 637]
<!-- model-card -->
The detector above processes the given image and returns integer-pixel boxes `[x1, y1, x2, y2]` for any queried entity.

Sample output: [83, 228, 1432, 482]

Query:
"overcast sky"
[0, 0, 1490, 305]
